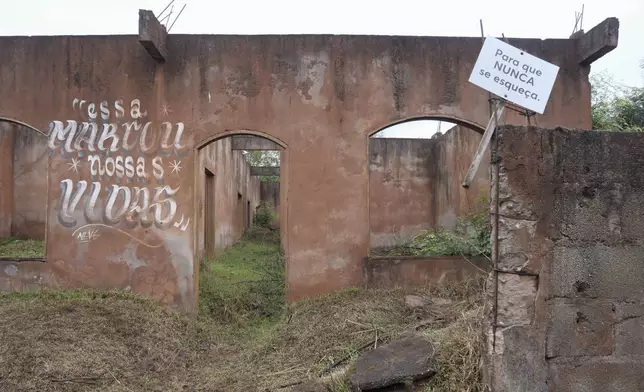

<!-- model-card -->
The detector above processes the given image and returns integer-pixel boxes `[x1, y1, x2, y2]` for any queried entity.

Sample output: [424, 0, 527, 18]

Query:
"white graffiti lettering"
[76, 228, 100, 243]
[48, 120, 185, 154]
[59, 179, 180, 229]
[52, 98, 188, 237]
[87, 155, 145, 179]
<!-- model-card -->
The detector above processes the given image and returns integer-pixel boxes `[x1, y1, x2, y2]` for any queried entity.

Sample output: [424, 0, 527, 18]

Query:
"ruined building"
[0, 9, 631, 392]
[0, 10, 617, 309]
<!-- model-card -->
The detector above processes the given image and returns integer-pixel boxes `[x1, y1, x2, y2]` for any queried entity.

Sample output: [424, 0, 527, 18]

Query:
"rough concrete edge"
[482, 125, 549, 392]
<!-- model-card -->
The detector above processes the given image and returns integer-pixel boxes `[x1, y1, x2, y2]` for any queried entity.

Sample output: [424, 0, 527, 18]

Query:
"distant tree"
[244, 150, 280, 182]
[590, 71, 644, 132]
[245, 150, 280, 166]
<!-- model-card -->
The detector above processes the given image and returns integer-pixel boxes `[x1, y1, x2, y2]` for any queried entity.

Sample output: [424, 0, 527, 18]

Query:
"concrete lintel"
[138, 9, 167, 63]
[577, 17, 619, 66]
[250, 166, 280, 176]
[231, 136, 281, 150]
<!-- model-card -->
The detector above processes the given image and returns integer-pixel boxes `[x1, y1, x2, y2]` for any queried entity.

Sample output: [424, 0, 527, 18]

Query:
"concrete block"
[496, 273, 537, 327]
[620, 192, 644, 241]
[231, 135, 281, 150]
[615, 314, 644, 356]
[555, 183, 644, 245]
[546, 299, 615, 358]
[250, 166, 280, 176]
[497, 169, 538, 221]
[578, 17, 619, 66]
[557, 130, 644, 185]
[551, 246, 644, 301]
[614, 302, 644, 320]
[484, 325, 547, 392]
[556, 182, 624, 244]
[603, 302, 644, 359]
[496, 216, 539, 272]
[138, 9, 167, 62]
[549, 357, 644, 392]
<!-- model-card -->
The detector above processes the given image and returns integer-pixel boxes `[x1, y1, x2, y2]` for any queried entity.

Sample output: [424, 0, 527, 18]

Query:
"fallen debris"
[404, 295, 428, 308]
[347, 334, 437, 391]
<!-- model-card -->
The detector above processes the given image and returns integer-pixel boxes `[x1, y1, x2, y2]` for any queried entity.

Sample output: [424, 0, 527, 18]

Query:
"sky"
[3, 0, 642, 138]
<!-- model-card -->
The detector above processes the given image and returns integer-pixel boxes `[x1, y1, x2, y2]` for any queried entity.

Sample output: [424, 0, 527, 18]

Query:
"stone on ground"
[404, 295, 428, 308]
[347, 334, 437, 391]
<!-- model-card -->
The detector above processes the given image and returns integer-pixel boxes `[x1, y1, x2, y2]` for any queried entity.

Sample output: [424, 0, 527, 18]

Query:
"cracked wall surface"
[484, 125, 644, 392]
[0, 33, 596, 311]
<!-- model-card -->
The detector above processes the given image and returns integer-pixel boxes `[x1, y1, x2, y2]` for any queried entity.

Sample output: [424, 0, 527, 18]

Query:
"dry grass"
[0, 237, 45, 258]
[0, 239, 487, 392]
[0, 290, 214, 391]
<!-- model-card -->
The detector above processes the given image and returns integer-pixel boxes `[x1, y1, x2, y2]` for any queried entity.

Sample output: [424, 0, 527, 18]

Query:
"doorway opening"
[0, 119, 48, 261]
[368, 118, 490, 259]
[196, 131, 287, 322]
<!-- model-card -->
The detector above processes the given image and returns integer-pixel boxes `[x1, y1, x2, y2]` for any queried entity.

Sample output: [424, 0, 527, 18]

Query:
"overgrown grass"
[252, 201, 277, 228]
[409, 211, 491, 257]
[372, 211, 492, 258]
[199, 239, 285, 325]
[0, 233, 487, 391]
[0, 237, 44, 258]
[243, 226, 281, 245]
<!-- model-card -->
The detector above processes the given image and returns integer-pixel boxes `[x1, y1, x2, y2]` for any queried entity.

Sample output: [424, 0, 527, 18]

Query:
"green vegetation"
[199, 240, 285, 325]
[0, 237, 44, 258]
[244, 150, 280, 182]
[591, 71, 644, 132]
[252, 201, 277, 228]
[373, 193, 491, 258]
[406, 211, 491, 258]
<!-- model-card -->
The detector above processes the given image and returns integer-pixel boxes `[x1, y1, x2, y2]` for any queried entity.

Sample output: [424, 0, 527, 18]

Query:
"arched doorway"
[367, 117, 488, 257]
[195, 130, 288, 317]
[195, 130, 287, 259]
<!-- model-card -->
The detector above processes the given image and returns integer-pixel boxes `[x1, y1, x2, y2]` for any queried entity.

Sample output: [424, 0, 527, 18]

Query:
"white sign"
[468, 36, 560, 114]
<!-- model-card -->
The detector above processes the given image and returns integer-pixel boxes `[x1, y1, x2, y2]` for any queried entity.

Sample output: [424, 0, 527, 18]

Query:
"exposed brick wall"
[485, 125, 644, 391]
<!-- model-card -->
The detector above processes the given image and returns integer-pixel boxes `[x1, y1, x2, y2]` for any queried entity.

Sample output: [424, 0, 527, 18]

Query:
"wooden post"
[461, 100, 505, 188]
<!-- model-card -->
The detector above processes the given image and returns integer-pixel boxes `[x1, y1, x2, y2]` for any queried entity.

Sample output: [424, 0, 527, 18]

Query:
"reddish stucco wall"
[0, 121, 48, 241]
[260, 181, 280, 217]
[364, 255, 491, 289]
[0, 32, 595, 311]
[434, 125, 490, 228]
[369, 125, 489, 248]
[197, 136, 261, 261]
[12, 124, 48, 239]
